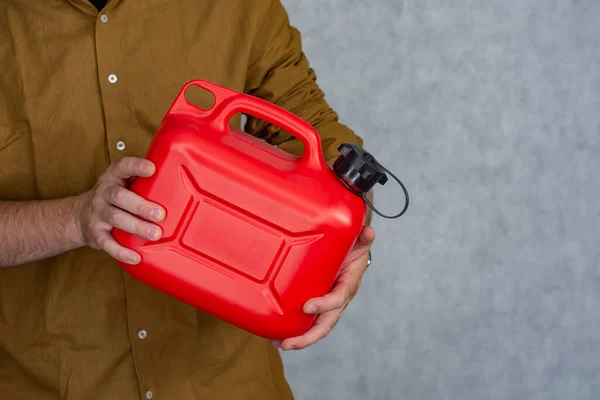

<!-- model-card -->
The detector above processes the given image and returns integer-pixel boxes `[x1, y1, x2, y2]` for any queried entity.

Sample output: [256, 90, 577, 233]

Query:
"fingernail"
[305, 305, 317, 314]
[150, 208, 163, 221]
[148, 227, 161, 240]
[142, 163, 154, 175]
[128, 255, 141, 264]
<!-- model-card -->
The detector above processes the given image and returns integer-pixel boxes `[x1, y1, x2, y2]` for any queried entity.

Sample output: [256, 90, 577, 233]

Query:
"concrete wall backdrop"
[278, 1, 600, 399]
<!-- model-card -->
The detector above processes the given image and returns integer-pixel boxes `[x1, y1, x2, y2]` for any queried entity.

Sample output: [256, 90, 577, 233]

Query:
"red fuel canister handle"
[168, 80, 326, 172]
[168, 80, 238, 117]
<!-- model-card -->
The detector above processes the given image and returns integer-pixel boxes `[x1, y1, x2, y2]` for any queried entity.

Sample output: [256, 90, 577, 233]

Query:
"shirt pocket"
[0, 124, 24, 153]
[0, 124, 37, 200]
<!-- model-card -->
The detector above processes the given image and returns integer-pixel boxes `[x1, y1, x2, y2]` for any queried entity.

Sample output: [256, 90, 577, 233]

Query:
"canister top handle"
[168, 80, 326, 172]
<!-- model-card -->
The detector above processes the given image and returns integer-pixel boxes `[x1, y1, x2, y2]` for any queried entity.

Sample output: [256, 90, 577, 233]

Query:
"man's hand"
[271, 225, 375, 351]
[74, 157, 165, 265]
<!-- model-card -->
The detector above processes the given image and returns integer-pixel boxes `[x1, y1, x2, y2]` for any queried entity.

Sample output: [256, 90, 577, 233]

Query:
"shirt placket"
[95, 6, 132, 163]
[94, 6, 156, 400]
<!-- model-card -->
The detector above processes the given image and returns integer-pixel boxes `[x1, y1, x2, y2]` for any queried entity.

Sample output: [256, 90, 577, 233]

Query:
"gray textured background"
[278, 1, 600, 399]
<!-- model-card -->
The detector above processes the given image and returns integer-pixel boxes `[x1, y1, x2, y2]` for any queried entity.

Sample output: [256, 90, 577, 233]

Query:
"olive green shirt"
[0, 0, 363, 398]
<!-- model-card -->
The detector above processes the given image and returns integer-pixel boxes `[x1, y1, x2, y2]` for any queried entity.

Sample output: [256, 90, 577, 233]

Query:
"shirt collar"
[64, 0, 118, 16]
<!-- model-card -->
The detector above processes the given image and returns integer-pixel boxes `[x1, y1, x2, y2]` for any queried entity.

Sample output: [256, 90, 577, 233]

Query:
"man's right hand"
[74, 157, 165, 265]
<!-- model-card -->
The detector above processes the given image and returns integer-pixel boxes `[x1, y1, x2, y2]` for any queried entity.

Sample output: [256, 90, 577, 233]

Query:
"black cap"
[333, 143, 388, 193]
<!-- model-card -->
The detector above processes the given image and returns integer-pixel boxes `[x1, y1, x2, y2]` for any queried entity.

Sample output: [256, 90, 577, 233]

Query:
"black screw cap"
[333, 143, 388, 193]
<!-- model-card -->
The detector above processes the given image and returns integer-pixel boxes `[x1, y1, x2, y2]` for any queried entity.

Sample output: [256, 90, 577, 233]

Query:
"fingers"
[279, 310, 342, 351]
[269, 227, 376, 351]
[77, 158, 167, 262]
[303, 245, 370, 314]
[105, 157, 156, 182]
[103, 206, 162, 241]
[342, 227, 375, 266]
[303, 277, 358, 315]
[103, 184, 165, 222]
[95, 230, 141, 265]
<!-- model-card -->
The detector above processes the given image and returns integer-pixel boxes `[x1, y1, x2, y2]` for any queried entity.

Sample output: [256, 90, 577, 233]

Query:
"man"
[0, 0, 375, 398]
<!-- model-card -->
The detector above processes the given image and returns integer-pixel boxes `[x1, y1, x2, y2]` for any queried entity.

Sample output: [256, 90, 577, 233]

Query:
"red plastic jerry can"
[112, 80, 384, 340]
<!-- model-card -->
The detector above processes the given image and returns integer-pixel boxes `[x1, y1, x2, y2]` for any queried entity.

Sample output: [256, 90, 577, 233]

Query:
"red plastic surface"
[112, 80, 366, 339]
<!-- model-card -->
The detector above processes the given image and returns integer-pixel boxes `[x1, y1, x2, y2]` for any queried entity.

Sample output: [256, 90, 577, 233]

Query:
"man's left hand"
[271, 225, 375, 351]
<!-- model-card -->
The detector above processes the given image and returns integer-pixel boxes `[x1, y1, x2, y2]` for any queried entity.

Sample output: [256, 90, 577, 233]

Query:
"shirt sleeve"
[244, 0, 364, 161]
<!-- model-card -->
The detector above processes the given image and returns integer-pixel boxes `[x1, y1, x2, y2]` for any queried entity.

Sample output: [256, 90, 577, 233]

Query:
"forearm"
[0, 197, 84, 267]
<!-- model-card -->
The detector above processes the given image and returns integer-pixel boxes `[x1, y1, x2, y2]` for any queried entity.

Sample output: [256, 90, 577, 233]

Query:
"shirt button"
[116, 141, 126, 151]
[146, 390, 153, 399]
[108, 74, 118, 84]
[100, 14, 108, 23]
[138, 329, 147, 339]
